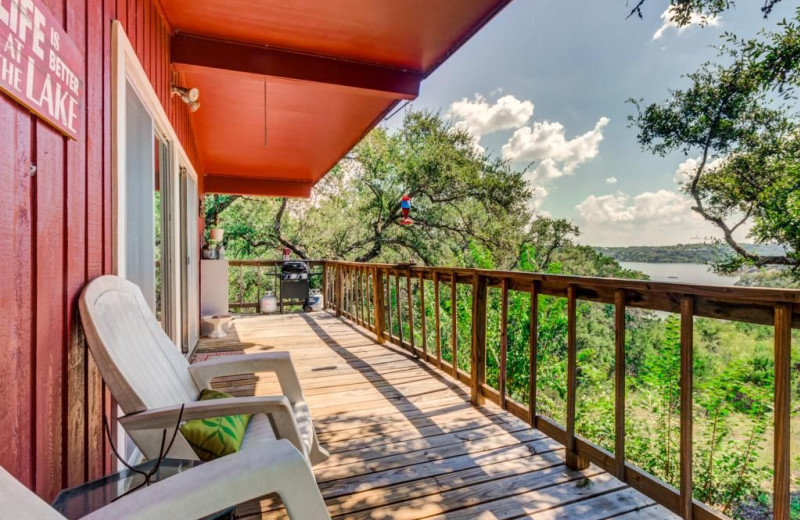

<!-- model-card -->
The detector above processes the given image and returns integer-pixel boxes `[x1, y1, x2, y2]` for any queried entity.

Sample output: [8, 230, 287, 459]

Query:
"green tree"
[211, 111, 568, 267]
[629, 9, 800, 277]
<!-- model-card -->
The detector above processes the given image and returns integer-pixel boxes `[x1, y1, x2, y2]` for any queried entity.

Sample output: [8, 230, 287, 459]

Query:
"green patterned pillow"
[180, 389, 252, 461]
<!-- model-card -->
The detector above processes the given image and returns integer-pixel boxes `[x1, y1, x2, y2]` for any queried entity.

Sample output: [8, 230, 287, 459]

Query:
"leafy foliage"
[629, 9, 800, 278]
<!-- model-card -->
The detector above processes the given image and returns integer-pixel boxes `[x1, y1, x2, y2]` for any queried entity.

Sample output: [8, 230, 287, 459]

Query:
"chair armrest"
[119, 396, 304, 455]
[188, 352, 304, 403]
[81, 440, 330, 520]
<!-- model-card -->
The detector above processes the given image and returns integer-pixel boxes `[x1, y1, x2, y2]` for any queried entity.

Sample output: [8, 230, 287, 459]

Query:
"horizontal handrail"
[320, 260, 797, 520]
[323, 260, 800, 328]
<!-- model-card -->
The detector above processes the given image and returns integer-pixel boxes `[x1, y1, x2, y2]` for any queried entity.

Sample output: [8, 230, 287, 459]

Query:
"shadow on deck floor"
[194, 312, 677, 520]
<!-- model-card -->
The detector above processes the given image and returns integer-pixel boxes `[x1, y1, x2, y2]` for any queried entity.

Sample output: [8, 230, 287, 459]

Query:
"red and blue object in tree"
[400, 194, 413, 225]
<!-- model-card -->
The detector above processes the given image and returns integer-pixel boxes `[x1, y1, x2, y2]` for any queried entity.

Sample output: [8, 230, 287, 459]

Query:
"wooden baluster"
[321, 263, 326, 307]
[395, 272, 404, 348]
[470, 274, 488, 406]
[355, 267, 360, 323]
[499, 278, 509, 410]
[365, 267, 371, 328]
[255, 264, 262, 310]
[360, 268, 366, 326]
[364, 265, 375, 327]
[451, 271, 458, 375]
[529, 281, 539, 426]
[419, 272, 427, 357]
[341, 267, 346, 315]
[433, 271, 442, 369]
[566, 285, 589, 469]
[614, 289, 626, 481]
[239, 265, 246, 311]
[373, 268, 386, 343]
[680, 296, 694, 520]
[335, 265, 343, 317]
[774, 303, 792, 520]
[347, 267, 352, 318]
[386, 273, 393, 341]
[347, 266, 358, 323]
[407, 271, 416, 355]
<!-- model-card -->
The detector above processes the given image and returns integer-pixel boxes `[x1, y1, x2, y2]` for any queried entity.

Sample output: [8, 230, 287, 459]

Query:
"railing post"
[419, 272, 427, 356]
[566, 284, 589, 470]
[321, 263, 327, 308]
[470, 273, 488, 405]
[395, 272, 404, 348]
[406, 271, 416, 355]
[335, 264, 343, 317]
[680, 295, 694, 520]
[385, 272, 393, 341]
[614, 289, 626, 481]
[433, 271, 442, 369]
[373, 268, 386, 344]
[529, 281, 539, 426]
[451, 270, 458, 375]
[774, 303, 792, 520]
[499, 278, 509, 410]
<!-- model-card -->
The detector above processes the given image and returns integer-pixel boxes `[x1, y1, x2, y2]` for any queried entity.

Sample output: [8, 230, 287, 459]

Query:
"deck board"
[194, 312, 678, 520]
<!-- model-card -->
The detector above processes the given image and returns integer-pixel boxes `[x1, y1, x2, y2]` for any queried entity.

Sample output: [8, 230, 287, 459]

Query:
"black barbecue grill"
[280, 261, 311, 312]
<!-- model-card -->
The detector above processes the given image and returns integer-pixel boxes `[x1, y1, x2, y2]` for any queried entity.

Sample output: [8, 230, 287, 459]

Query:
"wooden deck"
[194, 312, 678, 520]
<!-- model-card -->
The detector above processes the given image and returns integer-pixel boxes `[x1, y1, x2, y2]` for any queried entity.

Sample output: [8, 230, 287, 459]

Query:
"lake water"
[619, 262, 739, 287]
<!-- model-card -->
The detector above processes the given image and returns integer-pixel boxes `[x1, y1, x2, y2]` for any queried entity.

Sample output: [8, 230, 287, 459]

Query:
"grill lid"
[282, 260, 308, 273]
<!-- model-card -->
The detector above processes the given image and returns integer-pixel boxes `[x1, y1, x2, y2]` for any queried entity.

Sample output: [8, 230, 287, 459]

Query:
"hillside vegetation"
[211, 111, 800, 519]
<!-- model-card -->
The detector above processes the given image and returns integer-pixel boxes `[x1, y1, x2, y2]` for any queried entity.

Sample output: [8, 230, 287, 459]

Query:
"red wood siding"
[0, 0, 202, 500]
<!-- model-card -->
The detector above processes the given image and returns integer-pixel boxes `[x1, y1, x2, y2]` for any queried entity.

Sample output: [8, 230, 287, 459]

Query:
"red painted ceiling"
[160, 0, 512, 196]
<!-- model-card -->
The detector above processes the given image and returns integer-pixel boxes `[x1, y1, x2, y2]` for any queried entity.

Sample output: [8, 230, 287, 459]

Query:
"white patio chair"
[78, 275, 329, 466]
[0, 439, 330, 519]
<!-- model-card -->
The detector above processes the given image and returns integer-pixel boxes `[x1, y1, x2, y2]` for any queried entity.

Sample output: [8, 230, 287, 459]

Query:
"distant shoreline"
[594, 243, 788, 264]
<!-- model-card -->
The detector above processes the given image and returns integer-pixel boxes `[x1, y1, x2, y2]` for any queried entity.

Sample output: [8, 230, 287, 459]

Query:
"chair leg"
[309, 433, 330, 466]
[277, 457, 330, 520]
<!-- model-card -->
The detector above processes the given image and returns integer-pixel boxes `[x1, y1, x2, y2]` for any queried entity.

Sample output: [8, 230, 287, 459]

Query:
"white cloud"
[502, 117, 610, 180]
[575, 189, 728, 246]
[674, 156, 726, 184]
[653, 6, 720, 40]
[449, 94, 534, 138]
[606, 176, 618, 184]
[530, 185, 549, 212]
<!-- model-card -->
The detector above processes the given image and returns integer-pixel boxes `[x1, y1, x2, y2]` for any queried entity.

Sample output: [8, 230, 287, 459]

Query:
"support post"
[373, 268, 386, 344]
[451, 271, 458, 375]
[335, 264, 342, 317]
[565, 284, 589, 470]
[434, 271, 442, 369]
[614, 289, 626, 481]
[499, 278, 509, 410]
[774, 303, 792, 520]
[529, 281, 539, 426]
[470, 274, 488, 405]
[680, 296, 694, 520]
[419, 272, 427, 356]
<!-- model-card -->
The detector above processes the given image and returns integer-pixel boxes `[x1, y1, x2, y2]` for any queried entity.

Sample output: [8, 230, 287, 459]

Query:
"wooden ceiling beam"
[204, 175, 314, 198]
[171, 33, 421, 100]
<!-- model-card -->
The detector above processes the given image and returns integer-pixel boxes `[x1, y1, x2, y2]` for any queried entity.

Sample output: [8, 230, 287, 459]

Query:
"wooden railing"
[227, 259, 325, 311]
[320, 260, 799, 520]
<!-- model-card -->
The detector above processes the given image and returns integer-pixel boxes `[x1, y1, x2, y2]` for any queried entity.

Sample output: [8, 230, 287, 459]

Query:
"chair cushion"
[180, 389, 252, 461]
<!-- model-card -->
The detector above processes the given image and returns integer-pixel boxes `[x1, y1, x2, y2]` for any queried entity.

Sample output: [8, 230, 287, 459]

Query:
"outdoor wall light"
[171, 84, 201, 112]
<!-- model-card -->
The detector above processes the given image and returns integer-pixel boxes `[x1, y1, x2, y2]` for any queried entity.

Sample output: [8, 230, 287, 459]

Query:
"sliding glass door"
[124, 82, 175, 339]
[181, 168, 200, 354]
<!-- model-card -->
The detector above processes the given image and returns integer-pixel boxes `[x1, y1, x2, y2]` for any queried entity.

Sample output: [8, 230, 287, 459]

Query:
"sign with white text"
[0, 0, 83, 139]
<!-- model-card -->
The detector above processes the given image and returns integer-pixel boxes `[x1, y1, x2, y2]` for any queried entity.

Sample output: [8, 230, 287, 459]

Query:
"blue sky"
[394, 0, 796, 246]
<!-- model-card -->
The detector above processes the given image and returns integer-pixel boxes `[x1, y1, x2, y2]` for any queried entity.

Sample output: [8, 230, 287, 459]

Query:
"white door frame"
[111, 20, 201, 465]
[111, 20, 199, 347]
